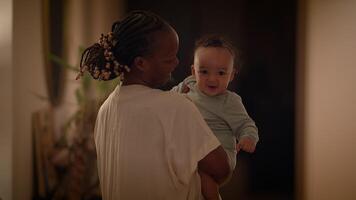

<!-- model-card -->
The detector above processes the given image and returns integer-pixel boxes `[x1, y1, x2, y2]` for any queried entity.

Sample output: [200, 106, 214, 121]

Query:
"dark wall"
[127, 1, 296, 199]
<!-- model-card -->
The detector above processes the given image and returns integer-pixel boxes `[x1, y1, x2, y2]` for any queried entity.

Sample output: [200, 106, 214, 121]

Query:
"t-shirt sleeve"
[166, 97, 220, 186]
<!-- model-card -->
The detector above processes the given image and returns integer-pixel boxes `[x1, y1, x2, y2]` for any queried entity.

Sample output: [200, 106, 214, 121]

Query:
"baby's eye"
[218, 71, 227, 75]
[198, 70, 208, 75]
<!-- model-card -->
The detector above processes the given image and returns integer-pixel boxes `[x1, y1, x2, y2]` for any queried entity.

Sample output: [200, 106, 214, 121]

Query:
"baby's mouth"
[207, 85, 217, 90]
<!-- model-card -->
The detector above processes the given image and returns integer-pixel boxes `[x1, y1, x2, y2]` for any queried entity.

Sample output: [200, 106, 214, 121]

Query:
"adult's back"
[95, 85, 222, 199]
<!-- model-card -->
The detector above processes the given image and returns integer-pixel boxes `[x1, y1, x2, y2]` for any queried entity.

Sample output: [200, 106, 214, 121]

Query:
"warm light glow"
[0, 1, 12, 49]
[300, 0, 356, 199]
[0, 1, 12, 200]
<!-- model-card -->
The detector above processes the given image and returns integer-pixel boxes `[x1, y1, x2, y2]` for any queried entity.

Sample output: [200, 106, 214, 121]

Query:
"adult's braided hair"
[77, 10, 171, 81]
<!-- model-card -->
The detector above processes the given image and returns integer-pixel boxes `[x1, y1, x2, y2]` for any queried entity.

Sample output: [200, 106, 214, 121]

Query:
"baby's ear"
[191, 65, 196, 76]
[230, 68, 237, 82]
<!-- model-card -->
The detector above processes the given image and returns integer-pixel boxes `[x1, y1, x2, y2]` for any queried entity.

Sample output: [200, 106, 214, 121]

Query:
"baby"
[172, 35, 259, 199]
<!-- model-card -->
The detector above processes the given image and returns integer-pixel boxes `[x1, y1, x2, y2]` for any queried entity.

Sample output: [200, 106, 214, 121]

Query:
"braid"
[77, 10, 171, 81]
[112, 11, 168, 63]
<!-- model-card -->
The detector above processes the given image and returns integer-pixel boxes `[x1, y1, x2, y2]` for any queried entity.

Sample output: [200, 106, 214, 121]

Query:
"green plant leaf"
[75, 88, 84, 105]
[82, 73, 92, 92]
[48, 53, 78, 72]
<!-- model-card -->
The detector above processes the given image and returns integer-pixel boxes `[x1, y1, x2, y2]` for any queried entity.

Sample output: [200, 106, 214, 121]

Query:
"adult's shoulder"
[158, 90, 198, 111]
[97, 89, 116, 112]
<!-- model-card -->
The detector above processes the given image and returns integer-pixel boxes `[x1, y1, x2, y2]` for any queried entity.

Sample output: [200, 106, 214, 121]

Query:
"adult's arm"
[198, 146, 230, 185]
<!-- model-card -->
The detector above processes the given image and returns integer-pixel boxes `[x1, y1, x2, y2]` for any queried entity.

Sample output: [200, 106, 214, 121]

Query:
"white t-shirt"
[94, 84, 220, 200]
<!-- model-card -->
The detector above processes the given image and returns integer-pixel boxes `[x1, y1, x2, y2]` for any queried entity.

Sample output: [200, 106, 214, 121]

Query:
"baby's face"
[192, 47, 235, 96]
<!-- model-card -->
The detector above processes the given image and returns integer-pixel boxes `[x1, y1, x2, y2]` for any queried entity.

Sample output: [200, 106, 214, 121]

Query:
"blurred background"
[1, 0, 355, 200]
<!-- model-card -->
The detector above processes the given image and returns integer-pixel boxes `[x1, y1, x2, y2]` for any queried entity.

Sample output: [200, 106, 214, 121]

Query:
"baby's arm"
[170, 75, 195, 93]
[236, 119, 259, 153]
[236, 118, 259, 153]
[236, 136, 257, 153]
[170, 81, 188, 93]
[228, 94, 259, 153]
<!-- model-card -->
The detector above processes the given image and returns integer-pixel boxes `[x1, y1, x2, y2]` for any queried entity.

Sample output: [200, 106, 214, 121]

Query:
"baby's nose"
[207, 74, 217, 82]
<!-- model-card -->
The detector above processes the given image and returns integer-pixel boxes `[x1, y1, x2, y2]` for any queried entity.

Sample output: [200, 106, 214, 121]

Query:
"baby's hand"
[236, 137, 256, 153]
[181, 83, 190, 93]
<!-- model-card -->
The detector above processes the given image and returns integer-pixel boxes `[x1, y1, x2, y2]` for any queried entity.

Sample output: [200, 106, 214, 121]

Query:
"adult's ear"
[133, 56, 148, 72]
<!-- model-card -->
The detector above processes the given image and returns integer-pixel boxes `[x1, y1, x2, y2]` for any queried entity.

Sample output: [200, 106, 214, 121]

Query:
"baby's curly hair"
[194, 34, 240, 70]
[77, 10, 171, 81]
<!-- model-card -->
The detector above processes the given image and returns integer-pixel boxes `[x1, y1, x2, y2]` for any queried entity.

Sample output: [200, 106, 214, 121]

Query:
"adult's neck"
[122, 72, 152, 88]
[122, 79, 150, 87]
